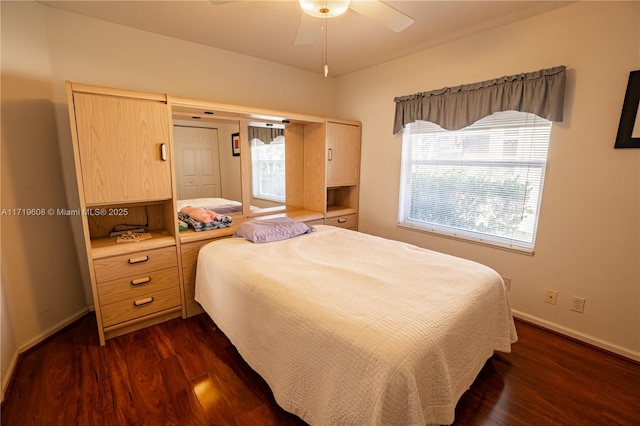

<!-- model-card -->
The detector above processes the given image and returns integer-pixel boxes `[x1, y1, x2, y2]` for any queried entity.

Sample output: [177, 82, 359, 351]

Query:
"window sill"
[396, 223, 534, 256]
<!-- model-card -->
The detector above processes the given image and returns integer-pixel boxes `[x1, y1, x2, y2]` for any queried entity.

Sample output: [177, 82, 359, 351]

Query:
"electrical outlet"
[502, 276, 511, 291]
[571, 296, 586, 313]
[545, 289, 558, 305]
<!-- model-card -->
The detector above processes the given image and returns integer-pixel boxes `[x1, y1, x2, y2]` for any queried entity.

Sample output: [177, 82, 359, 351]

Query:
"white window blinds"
[251, 135, 286, 203]
[398, 111, 552, 252]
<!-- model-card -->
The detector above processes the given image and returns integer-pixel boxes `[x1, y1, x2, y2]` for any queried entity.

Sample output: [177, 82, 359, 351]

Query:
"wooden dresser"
[66, 83, 182, 344]
[66, 82, 361, 342]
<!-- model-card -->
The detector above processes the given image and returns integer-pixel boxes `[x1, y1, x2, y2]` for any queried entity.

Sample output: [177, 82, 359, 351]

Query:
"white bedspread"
[195, 225, 517, 425]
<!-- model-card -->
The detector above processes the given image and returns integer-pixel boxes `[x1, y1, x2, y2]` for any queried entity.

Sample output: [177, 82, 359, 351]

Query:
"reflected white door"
[173, 126, 222, 200]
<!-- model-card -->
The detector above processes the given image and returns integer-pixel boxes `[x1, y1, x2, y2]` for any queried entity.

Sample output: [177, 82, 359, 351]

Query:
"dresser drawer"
[97, 266, 179, 305]
[93, 246, 177, 282]
[100, 276, 181, 328]
[325, 214, 357, 229]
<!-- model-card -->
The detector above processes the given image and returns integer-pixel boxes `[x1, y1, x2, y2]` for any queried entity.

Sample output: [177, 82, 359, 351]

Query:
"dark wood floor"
[2, 313, 639, 426]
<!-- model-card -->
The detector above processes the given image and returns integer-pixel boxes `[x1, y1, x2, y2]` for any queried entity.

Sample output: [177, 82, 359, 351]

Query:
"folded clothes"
[178, 212, 232, 232]
[180, 206, 221, 223]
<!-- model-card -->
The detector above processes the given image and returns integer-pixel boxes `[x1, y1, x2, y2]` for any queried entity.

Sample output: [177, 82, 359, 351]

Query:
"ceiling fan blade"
[294, 13, 319, 45]
[349, 0, 414, 33]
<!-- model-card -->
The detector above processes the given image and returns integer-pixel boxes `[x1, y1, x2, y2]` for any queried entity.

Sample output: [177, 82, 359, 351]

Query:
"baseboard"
[0, 350, 19, 402]
[1, 307, 90, 401]
[512, 310, 640, 363]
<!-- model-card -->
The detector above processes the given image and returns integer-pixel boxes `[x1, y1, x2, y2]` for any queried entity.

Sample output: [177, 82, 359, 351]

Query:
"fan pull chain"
[323, 14, 329, 77]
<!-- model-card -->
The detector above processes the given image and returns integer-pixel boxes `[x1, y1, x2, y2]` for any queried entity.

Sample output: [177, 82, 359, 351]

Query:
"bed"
[176, 197, 244, 214]
[194, 224, 517, 425]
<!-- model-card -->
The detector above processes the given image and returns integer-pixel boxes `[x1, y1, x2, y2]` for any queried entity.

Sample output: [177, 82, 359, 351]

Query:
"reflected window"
[251, 135, 285, 203]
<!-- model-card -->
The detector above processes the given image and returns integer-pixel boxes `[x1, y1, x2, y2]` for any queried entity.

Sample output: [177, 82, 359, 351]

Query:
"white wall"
[0, 0, 335, 396]
[336, 1, 640, 360]
[1, 1, 89, 397]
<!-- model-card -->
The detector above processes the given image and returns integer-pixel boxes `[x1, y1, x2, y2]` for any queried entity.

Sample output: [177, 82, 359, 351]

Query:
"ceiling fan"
[210, 1, 415, 77]
[294, 1, 415, 46]
[295, 1, 414, 76]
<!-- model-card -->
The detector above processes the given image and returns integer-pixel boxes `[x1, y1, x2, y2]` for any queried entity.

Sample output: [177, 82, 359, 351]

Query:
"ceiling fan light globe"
[299, 0, 350, 18]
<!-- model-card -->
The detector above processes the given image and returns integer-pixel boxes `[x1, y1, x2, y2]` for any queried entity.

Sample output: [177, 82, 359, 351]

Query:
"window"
[251, 135, 285, 203]
[398, 111, 552, 253]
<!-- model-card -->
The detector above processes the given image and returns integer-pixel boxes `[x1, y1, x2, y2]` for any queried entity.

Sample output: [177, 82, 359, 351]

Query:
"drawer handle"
[133, 296, 154, 307]
[128, 255, 149, 264]
[131, 276, 151, 286]
[338, 218, 347, 223]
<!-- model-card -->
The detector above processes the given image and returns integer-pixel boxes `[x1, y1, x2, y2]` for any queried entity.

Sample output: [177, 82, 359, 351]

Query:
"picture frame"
[614, 70, 640, 149]
[231, 132, 240, 156]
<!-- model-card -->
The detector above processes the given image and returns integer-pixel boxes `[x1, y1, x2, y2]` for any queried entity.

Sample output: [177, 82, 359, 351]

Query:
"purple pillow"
[234, 217, 314, 243]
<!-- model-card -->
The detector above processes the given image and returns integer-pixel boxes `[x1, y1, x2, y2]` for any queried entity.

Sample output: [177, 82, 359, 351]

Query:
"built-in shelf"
[179, 225, 240, 245]
[91, 232, 176, 259]
[325, 206, 357, 218]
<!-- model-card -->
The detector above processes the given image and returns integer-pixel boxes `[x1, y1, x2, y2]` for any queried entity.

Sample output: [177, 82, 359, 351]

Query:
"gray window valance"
[393, 65, 567, 134]
[249, 126, 284, 144]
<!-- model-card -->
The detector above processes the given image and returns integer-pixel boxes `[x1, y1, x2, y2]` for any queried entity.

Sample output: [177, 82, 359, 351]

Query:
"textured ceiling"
[40, 1, 575, 77]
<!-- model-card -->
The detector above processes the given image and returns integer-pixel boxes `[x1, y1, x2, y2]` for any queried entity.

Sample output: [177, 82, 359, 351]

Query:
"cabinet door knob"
[133, 296, 154, 307]
[328, 148, 333, 161]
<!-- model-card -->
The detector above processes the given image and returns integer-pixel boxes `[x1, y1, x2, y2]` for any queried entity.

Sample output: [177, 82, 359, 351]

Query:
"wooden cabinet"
[66, 81, 362, 342]
[326, 121, 360, 187]
[67, 82, 182, 345]
[326, 122, 360, 229]
[304, 120, 361, 229]
[73, 92, 172, 205]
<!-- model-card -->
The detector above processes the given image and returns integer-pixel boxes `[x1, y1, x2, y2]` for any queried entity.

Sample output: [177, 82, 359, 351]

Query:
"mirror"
[248, 123, 286, 210]
[245, 121, 306, 215]
[172, 104, 308, 218]
[172, 115, 244, 215]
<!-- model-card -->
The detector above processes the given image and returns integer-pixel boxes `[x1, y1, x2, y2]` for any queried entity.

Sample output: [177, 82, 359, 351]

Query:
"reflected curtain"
[393, 65, 567, 134]
[249, 126, 284, 144]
